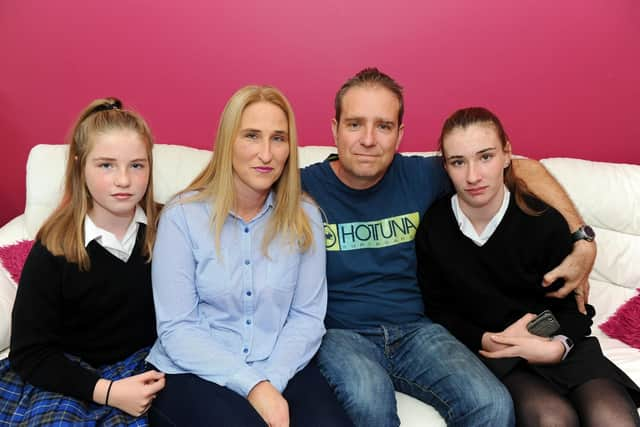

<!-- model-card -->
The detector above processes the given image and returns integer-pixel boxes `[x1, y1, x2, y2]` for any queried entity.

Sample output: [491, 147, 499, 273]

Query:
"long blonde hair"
[37, 97, 160, 270]
[181, 85, 312, 254]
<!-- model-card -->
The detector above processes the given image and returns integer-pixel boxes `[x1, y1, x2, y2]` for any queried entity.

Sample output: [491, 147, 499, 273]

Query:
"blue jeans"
[316, 319, 515, 427]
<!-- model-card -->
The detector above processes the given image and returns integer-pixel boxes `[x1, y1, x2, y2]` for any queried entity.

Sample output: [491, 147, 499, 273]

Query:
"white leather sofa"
[1, 144, 638, 425]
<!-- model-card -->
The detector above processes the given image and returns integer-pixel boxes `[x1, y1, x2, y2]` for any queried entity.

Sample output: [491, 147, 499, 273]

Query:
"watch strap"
[552, 335, 574, 360]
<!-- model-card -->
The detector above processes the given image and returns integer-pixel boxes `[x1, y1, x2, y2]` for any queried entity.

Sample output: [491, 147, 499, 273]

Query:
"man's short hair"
[334, 67, 404, 125]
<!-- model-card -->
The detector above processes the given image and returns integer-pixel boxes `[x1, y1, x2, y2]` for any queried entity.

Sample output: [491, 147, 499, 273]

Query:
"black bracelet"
[105, 380, 114, 406]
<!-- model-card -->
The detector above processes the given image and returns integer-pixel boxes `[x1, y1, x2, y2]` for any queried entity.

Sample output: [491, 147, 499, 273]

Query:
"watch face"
[573, 225, 595, 242]
[583, 225, 595, 239]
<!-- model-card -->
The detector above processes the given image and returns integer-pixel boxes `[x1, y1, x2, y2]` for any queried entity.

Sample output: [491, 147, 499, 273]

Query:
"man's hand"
[95, 370, 165, 417]
[543, 240, 596, 314]
[247, 381, 289, 427]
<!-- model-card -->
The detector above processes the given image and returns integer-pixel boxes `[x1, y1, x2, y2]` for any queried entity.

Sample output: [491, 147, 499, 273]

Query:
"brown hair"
[335, 67, 404, 125]
[179, 85, 313, 255]
[439, 107, 543, 216]
[37, 97, 160, 270]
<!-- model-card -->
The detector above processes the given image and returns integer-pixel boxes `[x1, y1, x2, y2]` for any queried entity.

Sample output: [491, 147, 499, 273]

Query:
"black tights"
[503, 368, 640, 427]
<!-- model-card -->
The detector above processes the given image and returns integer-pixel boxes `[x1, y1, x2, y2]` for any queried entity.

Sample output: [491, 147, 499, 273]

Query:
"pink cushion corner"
[0, 240, 35, 284]
[600, 289, 640, 350]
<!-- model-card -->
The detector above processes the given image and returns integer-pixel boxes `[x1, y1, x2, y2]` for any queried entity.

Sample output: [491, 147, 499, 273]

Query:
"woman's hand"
[94, 370, 166, 417]
[247, 380, 289, 427]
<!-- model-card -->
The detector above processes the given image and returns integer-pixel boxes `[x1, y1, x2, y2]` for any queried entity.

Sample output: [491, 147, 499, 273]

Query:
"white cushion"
[24, 145, 67, 237]
[541, 158, 640, 235]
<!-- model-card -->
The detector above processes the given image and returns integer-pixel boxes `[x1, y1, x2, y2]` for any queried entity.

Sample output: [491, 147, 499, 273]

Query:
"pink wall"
[2, 0, 639, 226]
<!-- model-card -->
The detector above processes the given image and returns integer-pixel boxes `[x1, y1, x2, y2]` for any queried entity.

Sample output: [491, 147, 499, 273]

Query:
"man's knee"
[460, 378, 515, 427]
[315, 332, 399, 427]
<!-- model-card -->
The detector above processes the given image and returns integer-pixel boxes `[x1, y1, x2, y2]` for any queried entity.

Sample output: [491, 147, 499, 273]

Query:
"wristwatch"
[571, 225, 595, 243]
[552, 335, 574, 360]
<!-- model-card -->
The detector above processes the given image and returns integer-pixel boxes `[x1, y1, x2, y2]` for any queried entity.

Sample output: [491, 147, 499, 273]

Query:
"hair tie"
[90, 99, 123, 115]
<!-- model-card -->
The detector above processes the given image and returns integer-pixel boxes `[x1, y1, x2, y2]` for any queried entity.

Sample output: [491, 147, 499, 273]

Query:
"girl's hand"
[481, 313, 537, 352]
[95, 370, 166, 417]
[479, 334, 565, 364]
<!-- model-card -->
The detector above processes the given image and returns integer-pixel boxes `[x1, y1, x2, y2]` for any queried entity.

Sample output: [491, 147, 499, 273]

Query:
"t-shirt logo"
[324, 212, 420, 251]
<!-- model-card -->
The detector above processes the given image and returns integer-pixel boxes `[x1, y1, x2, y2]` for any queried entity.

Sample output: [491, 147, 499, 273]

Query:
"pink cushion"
[0, 240, 34, 285]
[600, 289, 640, 350]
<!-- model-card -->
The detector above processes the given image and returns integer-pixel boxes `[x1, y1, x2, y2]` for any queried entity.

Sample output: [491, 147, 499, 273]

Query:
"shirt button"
[243, 348, 248, 353]
[244, 227, 249, 233]
[244, 259, 250, 265]
[246, 291, 252, 296]
[246, 319, 252, 325]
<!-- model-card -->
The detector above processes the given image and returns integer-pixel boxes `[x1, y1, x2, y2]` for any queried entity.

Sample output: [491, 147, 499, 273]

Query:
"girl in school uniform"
[416, 107, 640, 427]
[0, 98, 164, 426]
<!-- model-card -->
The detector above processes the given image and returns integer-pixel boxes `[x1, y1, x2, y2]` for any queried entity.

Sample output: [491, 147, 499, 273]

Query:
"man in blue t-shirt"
[301, 68, 596, 427]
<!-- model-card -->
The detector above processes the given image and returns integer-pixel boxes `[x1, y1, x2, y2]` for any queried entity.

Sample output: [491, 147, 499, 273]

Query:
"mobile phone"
[526, 310, 560, 337]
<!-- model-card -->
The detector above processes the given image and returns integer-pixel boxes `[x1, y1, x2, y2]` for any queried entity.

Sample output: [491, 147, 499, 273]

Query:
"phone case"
[526, 310, 560, 337]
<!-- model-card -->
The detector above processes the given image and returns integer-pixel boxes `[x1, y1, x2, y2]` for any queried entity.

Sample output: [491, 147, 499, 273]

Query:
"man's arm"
[511, 158, 597, 314]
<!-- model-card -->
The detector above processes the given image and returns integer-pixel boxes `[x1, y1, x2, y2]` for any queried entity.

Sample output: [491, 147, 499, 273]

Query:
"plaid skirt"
[0, 348, 151, 427]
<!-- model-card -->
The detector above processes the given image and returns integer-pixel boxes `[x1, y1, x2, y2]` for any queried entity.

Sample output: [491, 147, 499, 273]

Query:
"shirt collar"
[84, 205, 148, 247]
[451, 186, 511, 246]
[229, 191, 276, 224]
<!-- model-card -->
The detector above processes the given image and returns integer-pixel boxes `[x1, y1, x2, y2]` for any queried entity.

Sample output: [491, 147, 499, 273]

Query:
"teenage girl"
[0, 98, 165, 426]
[416, 107, 640, 426]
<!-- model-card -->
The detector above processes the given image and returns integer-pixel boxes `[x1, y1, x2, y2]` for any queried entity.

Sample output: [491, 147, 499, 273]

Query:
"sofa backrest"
[23, 144, 339, 237]
[22, 144, 640, 292]
[541, 158, 640, 291]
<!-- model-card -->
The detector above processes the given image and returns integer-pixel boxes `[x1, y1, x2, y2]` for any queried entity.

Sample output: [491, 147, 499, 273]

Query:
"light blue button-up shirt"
[146, 192, 327, 398]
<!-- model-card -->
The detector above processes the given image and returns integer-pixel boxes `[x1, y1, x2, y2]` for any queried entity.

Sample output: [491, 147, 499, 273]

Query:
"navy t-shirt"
[301, 153, 451, 329]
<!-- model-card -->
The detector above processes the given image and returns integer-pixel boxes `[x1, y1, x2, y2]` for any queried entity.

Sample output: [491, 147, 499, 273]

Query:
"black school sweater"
[415, 194, 594, 353]
[9, 226, 156, 401]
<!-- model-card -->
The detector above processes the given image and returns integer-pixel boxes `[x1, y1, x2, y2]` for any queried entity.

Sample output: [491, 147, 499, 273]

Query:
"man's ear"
[331, 118, 339, 146]
[395, 123, 405, 151]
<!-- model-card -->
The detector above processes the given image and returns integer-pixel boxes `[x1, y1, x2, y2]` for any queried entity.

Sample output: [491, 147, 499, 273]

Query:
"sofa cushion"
[600, 289, 640, 350]
[540, 158, 640, 235]
[24, 145, 68, 237]
[0, 240, 34, 285]
[0, 240, 33, 353]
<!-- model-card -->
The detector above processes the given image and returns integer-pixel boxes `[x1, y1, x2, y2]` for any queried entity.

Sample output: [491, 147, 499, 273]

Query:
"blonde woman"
[147, 86, 351, 427]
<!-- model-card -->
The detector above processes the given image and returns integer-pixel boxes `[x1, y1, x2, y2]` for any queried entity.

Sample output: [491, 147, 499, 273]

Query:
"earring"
[504, 161, 510, 168]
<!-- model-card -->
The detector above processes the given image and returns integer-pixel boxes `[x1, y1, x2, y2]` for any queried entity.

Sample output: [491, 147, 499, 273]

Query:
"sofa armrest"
[0, 264, 16, 355]
[0, 215, 29, 246]
[0, 215, 29, 356]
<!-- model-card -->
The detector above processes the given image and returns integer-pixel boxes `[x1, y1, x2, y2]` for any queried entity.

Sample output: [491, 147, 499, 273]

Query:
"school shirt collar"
[84, 205, 147, 261]
[451, 186, 510, 247]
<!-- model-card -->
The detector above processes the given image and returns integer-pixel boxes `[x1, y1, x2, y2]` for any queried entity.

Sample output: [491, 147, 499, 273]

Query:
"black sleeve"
[415, 218, 486, 352]
[9, 241, 100, 402]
